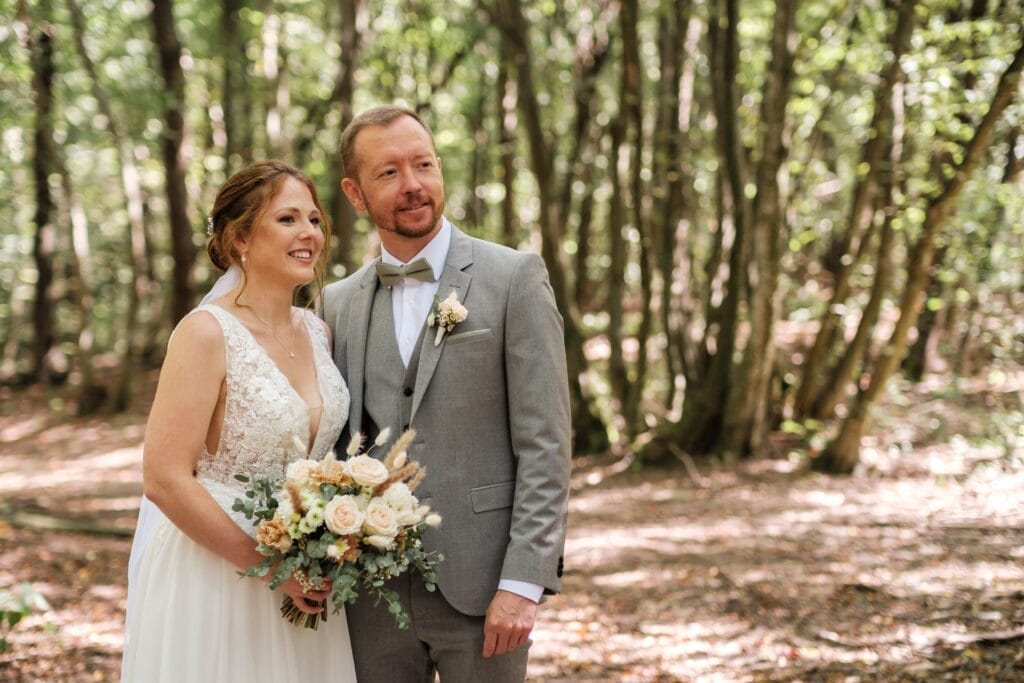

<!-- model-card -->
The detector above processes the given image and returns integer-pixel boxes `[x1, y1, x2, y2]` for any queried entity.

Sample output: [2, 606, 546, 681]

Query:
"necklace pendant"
[289, 352, 296, 358]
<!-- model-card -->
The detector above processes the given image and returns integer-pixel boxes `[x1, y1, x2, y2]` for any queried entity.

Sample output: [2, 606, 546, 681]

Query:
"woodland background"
[1, 0, 1024, 679]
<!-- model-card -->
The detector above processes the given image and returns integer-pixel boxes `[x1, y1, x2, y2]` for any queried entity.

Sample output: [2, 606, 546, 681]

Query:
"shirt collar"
[380, 218, 451, 282]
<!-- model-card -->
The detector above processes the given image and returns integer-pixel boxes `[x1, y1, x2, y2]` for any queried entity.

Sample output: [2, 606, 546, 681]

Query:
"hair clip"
[206, 216, 215, 236]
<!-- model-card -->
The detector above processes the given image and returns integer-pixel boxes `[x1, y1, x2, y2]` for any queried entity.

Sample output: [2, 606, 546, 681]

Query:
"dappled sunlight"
[0, 446, 141, 492]
[2, 373, 1023, 679]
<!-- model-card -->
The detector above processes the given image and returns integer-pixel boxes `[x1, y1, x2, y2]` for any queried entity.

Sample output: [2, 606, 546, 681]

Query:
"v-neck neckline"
[210, 304, 325, 456]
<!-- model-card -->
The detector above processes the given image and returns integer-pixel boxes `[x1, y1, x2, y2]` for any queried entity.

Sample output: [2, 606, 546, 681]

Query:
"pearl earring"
[241, 254, 247, 263]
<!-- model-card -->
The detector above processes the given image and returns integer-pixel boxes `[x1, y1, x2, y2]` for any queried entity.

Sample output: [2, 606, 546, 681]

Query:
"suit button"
[403, 387, 413, 397]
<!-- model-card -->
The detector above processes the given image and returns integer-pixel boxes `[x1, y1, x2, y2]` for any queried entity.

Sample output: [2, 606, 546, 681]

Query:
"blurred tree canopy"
[1, 0, 1022, 472]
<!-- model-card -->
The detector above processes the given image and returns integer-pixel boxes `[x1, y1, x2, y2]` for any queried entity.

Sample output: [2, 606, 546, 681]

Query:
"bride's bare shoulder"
[166, 309, 228, 357]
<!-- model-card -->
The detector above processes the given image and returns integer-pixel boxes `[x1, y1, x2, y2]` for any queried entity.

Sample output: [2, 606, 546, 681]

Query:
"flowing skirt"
[121, 512, 357, 682]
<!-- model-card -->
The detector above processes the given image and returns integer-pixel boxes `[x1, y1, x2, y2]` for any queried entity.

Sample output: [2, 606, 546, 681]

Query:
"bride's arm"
[142, 312, 327, 613]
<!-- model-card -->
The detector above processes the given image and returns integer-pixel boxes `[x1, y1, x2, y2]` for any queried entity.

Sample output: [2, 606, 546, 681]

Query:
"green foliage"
[3, 0, 1023, 461]
[0, 583, 51, 653]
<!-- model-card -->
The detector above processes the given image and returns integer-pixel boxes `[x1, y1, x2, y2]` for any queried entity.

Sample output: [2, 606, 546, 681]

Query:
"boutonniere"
[427, 291, 468, 346]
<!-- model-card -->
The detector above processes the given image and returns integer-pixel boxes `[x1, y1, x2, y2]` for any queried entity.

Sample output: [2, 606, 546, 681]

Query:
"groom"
[322, 105, 571, 681]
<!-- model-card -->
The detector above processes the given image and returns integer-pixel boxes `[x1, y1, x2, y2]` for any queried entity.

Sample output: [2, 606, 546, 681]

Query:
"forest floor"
[1, 369, 1023, 681]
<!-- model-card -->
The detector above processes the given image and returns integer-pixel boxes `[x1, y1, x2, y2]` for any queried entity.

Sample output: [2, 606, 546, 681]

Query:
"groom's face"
[341, 115, 446, 247]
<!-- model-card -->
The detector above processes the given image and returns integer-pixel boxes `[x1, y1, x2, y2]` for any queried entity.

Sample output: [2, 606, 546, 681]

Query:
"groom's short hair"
[339, 105, 435, 180]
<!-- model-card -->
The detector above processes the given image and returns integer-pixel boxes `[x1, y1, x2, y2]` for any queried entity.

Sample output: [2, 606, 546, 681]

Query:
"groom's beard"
[368, 192, 445, 240]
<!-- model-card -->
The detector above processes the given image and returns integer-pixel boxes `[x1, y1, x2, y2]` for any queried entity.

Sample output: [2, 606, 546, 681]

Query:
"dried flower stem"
[384, 428, 417, 470]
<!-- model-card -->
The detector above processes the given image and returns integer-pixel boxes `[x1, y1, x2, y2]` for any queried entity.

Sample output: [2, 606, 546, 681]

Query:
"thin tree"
[66, 0, 153, 411]
[26, 0, 59, 383]
[150, 0, 195, 324]
[487, 0, 611, 453]
[817, 39, 1024, 473]
[718, 0, 800, 457]
[794, 1, 916, 419]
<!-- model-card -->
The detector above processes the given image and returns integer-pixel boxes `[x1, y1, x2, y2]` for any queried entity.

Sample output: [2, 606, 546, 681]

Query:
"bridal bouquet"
[233, 428, 442, 630]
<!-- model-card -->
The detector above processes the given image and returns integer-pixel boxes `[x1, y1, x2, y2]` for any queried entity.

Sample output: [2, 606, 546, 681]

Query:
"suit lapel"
[347, 265, 379, 436]
[411, 228, 474, 421]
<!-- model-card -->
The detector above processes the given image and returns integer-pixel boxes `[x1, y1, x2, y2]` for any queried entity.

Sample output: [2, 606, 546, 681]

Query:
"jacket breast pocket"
[470, 481, 515, 513]
[444, 327, 493, 346]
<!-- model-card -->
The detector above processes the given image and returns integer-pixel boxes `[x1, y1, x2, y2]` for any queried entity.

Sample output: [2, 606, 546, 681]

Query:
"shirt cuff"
[498, 579, 544, 603]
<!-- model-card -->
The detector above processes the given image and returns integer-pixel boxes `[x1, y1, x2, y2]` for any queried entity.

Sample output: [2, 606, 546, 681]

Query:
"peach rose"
[256, 517, 292, 553]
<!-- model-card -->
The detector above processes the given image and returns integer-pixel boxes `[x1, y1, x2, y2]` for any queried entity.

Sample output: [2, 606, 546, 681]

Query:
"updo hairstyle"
[206, 160, 331, 283]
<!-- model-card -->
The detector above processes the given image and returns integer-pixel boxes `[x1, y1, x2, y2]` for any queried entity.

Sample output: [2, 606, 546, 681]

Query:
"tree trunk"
[55, 153, 104, 414]
[641, 0, 742, 461]
[221, 0, 243, 172]
[718, 0, 798, 458]
[466, 90, 487, 230]
[66, 0, 152, 412]
[28, 3, 59, 383]
[497, 36, 518, 248]
[652, 0, 692, 413]
[902, 245, 947, 382]
[260, 0, 289, 156]
[606, 118, 629, 439]
[150, 0, 195, 324]
[325, 0, 362, 276]
[817, 38, 1024, 473]
[794, 0, 916, 418]
[618, 0, 653, 437]
[491, 0, 609, 454]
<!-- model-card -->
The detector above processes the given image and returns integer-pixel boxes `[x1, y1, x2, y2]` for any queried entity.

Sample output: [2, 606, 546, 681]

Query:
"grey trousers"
[345, 572, 529, 683]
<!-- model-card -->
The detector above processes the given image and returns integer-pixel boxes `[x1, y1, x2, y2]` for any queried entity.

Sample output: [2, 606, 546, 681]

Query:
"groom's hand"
[482, 590, 537, 658]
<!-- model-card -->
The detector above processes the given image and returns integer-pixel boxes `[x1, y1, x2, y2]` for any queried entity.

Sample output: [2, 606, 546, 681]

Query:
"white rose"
[286, 459, 320, 486]
[347, 455, 389, 488]
[382, 483, 416, 512]
[363, 498, 399, 538]
[324, 495, 364, 536]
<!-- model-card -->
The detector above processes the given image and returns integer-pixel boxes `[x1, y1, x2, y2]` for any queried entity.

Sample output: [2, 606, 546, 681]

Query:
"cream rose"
[286, 458, 320, 486]
[363, 498, 399, 538]
[324, 495, 364, 536]
[347, 455, 389, 488]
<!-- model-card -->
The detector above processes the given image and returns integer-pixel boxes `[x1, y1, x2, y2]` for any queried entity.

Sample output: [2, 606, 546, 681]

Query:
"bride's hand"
[278, 577, 332, 614]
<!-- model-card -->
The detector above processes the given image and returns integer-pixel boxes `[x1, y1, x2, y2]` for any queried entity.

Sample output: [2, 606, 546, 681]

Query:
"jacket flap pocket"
[471, 481, 515, 513]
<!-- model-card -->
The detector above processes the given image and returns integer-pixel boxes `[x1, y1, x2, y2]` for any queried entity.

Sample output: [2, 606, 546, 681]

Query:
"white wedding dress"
[121, 304, 357, 682]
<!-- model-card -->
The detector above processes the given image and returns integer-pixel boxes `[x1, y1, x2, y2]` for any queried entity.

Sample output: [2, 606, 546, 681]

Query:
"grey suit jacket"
[322, 226, 571, 616]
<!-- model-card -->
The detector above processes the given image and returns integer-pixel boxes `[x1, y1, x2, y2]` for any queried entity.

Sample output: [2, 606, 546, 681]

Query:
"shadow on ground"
[1, 375, 1023, 681]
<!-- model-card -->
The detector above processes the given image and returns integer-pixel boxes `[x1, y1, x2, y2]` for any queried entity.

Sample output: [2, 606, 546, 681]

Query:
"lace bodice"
[188, 305, 349, 531]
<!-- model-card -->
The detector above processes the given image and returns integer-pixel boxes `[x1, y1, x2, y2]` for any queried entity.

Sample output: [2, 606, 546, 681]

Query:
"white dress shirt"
[379, 219, 543, 605]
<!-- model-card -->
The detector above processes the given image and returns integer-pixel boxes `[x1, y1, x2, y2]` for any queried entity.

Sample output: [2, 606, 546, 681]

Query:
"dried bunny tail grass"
[285, 481, 303, 512]
[384, 428, 417, 470]
[345, 432, 365, 457]
[407, 465, 427, 493]
[373, 462, 420, 497]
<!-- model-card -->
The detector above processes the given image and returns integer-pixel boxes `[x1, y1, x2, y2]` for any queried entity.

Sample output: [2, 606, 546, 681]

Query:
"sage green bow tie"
[375, 257, 436, 286]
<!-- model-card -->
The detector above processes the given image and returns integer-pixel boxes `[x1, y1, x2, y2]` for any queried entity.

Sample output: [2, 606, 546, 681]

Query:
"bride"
[121, 161, 357, 681]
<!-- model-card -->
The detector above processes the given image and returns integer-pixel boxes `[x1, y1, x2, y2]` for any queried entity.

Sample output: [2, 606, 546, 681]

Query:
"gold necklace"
[249, 308, 297, 359]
